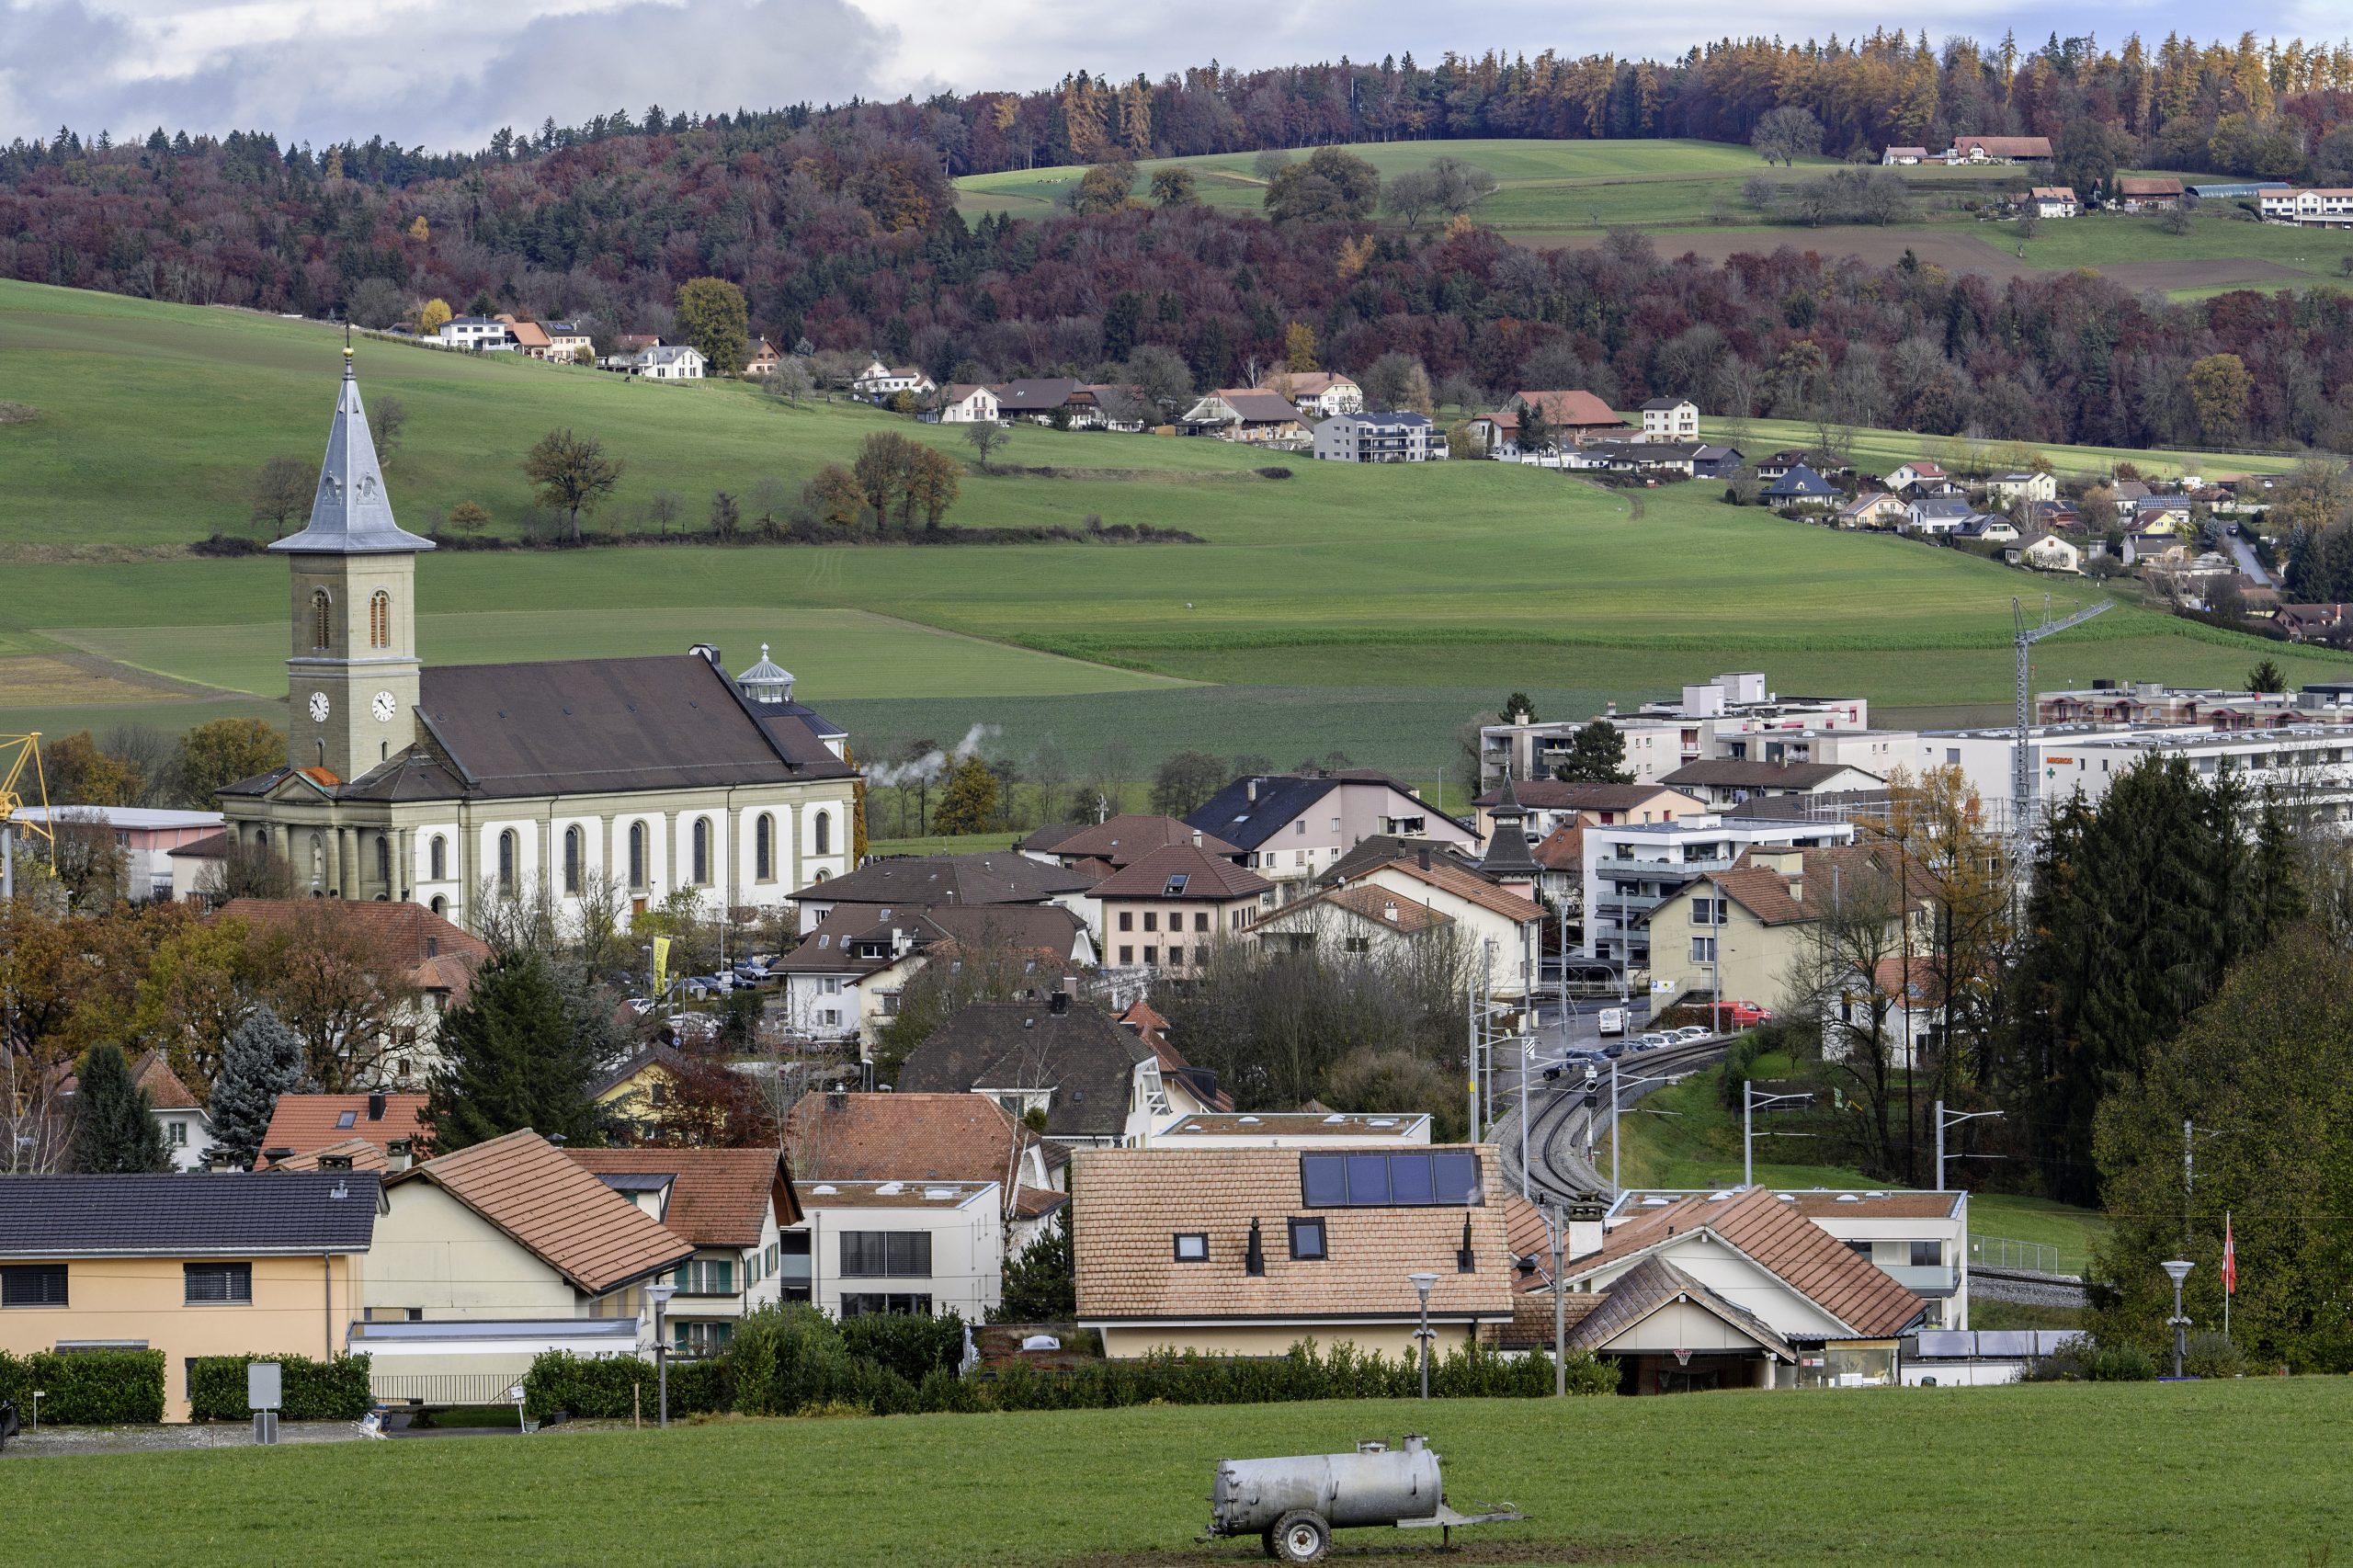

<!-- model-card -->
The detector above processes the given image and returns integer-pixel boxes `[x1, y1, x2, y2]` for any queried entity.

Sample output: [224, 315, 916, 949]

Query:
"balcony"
[1882, 1264, 1961, 1297]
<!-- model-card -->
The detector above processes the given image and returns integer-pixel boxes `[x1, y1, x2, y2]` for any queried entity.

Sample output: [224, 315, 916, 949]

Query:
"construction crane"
[2011, 596, 2111, 867]
[1, 732, 56, 902]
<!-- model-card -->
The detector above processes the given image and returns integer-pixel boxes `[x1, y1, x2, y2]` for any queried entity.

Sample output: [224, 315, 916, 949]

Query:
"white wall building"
[1639, 398, 1700, 442]
[1582, 813, 1858, 967]
[790, 1180, 1005, 1322]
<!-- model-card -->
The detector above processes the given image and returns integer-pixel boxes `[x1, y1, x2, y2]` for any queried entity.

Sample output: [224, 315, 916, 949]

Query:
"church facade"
[218, 348, 857, 931]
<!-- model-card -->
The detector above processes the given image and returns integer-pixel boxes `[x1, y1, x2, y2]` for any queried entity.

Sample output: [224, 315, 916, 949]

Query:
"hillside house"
[1179, 388, 1308, 444]
[1881, 146, 1930, 165]
[1949, 135, 2052, 163]
[1312, 411, 1435, 462]
[851, 360, 934, 399]
[1765, 464, 1837, 511]
[1465, 389, 1628, 456]
[1883, 460, 1954, 494]
[633, 345, 706, 381]
[1835, 493, 1909, 530]
[1984, 470, 2058, 506]
[1637, 397, 1700, 442]
[2029, 187, 2080, 219]
[2258, 188, 2353, 227]
[1904, 497, 1977, 536]
[1270, 371, 1364, 417]
[2117, 177, 2185, 212]
[743, 337, 782, 378]
[2008, 532, 2086, 574]
[931, 383, 1000, 424]
[436, 316, 511, 351]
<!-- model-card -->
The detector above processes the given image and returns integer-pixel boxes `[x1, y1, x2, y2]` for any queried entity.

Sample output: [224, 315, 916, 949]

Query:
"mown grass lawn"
[2003, 209, 2353, 281]
[2, 1383, 2345, 1565]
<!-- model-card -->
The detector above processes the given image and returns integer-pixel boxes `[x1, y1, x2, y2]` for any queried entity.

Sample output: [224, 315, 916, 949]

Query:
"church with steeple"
[218, 347, 857, 928]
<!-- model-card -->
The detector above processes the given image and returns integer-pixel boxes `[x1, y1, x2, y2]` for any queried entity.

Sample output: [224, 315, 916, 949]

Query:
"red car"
[1716, 1000, 1775, 1029]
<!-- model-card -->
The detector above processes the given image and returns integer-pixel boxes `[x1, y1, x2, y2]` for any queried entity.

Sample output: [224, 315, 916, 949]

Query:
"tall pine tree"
[206, 1006, 304, 1168]
[425, 949, 599, 1151]
[71, 1044, 173, 1174]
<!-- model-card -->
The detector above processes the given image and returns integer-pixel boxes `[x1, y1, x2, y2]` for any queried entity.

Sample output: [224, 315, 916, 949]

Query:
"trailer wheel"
[1269, 1510, 1330, 1563]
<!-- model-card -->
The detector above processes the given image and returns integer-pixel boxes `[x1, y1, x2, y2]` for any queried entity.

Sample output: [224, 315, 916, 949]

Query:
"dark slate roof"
[895, 1003, 1147, 1142]
[0, 1174, 380, 1256]
[1320, 835, 1487, 887]
[776, 902, 1089, 974]
[1185, 774, 1340, 850]
[414, 653, 855, 799]
[990, 377, 1084, 412]
[1765, 463, 1836, 498]
[793, 852, 1094, 906]
[1479, 775, 1539, 877]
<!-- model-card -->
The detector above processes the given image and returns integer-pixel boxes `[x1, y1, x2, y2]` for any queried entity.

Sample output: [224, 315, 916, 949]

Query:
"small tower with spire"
[1479, 768, 1540, 895]
[269, 342, 436, 782]
[734, 643, 796, 706]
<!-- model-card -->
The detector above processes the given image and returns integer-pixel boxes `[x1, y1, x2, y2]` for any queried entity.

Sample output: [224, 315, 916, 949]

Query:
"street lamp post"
[2161, 1259, 2194, 1379]
[1409, 1272, 1438, 1400]
[646, 1281, 678, 1426]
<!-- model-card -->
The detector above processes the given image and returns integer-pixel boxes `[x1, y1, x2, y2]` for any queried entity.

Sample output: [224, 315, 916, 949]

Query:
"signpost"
[248, 1361, 282, 1446]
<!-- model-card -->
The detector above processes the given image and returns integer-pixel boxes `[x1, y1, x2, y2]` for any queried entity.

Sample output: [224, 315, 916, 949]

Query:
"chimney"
[1245, 1218, 1267, 1278]
[367, 1091, 387, 1122]
[1418, 846, 1431, 870]
[1246, 779, 1259, 803]
[1049, 991, 1070, 1016]
[385, 1139, 414, 1173]
[548, 1132, 567, 1147]
[1191, 830, 1202, 847]
[1383, 902, 1400, 924]
[827, 1090, 848, 1111]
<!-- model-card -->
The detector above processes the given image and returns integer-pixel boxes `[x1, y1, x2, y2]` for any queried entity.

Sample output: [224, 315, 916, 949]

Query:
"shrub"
[1256, 466, 1294, 479]
[188, 1354, 374, 1421]
[2025, 1335, 2160, 1382]
[0, 1347, 166, 1424]
[2185, 1333, 2246, 1380]
[522, 1350, 728, 1421]
[728, 1303, 859, 1417]
[192, 533, 266, 556]
[839, 1310, 966, 1385]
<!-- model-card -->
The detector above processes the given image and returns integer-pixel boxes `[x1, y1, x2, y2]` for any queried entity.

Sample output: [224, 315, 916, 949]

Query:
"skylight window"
[335, 1111, 357, 1129]
[1164, 874, 1189, 896]
[1173, 1233, 1209, 1262]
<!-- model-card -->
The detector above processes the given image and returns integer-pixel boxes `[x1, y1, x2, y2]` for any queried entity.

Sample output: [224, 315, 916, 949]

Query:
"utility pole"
[2009, 595, 2111, 875]
[2183, 1118, 2194, 1250]
[1934, 1100, 2004, 1193]
[1518, 1037, 1531, 1202]
[1547, 1205, 1568, 1397]
[1465, 978, 1478, 1143]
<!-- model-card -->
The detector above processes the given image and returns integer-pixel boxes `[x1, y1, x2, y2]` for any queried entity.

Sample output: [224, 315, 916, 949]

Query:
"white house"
[2009, 531, 2086, 574]
[1273, 371, 1365, 417]
[2259, 187, 2353, 227]
[1984, 470, 2057, 506]
[2029, 187, 2079, 220]
[851, 359, 936, 399]
[1906, 497, 1977, 536]
[932, 383, 1000, 423]
[1639, 397, 1700, 442]
[633, 345, 706, 381]
[435, 316, 513, 351]
[790, 1180, 1006, 1321]
[1311, 411, 1435, 462]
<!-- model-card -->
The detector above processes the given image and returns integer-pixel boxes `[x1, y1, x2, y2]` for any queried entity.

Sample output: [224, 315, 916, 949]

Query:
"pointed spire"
[268, 344, 436, 555]
[1480, 767, 1539, 878]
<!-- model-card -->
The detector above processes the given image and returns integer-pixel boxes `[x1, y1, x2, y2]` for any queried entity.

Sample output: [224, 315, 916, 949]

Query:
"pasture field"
[6, 278, 2345, 782]
[2002, 207, 2353, 283]
[1704, 415, 2308, 482]
[2, 1382, 2345, 1565]
[951, 137, 2037, 234]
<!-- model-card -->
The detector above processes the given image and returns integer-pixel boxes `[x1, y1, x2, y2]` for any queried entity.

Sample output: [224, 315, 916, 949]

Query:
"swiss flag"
[2222, 1212, 2237, 1296]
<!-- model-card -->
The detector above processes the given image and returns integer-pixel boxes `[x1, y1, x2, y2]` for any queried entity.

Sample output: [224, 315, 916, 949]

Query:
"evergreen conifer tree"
[426, 950, 598, 1151]
[206, 1006, 304, 1168]
[71, 1043, 173, 1174]
[989, 1216, 1075, 1322]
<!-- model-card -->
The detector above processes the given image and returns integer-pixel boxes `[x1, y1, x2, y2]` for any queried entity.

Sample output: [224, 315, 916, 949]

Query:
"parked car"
[1717, 1001, 1775, 1029]
[1595, 1006, 1628, 1037]
[1670, 1026, 1711, 1044]
[1635, 1031, 1673, 1051]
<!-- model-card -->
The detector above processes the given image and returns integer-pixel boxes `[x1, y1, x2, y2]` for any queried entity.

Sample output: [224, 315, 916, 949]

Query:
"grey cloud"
[3, 0, 895, 149]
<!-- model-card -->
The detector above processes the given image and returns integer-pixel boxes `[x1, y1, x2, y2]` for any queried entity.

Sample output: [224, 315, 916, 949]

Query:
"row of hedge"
[188, 1355, 374, 1422]
[523, 1306, 1616, 1422]
[0, 1349, 166, 1425]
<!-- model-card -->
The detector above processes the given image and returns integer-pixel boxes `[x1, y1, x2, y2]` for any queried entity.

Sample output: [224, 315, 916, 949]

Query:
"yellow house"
[1643, 844, 1920, 1013]
[589, 1041, 694, 1131]
[0, 1173, 376, 1422]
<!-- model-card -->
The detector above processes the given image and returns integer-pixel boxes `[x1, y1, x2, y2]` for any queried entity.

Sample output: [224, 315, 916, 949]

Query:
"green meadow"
[5, 278, 2345, 782]
[2, 1382, 2347, 1566]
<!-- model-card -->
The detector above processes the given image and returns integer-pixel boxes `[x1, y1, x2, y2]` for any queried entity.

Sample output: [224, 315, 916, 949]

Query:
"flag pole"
[2223, 1210, 2234, 1342]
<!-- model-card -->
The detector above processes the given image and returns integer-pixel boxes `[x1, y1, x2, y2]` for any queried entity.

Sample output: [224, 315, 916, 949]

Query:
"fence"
[1969, 1234, 2062, 1274]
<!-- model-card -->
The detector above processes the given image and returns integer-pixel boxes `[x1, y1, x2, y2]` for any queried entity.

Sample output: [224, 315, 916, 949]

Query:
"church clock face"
[308, 691, 330, 722]
[371, 690, 396, 722]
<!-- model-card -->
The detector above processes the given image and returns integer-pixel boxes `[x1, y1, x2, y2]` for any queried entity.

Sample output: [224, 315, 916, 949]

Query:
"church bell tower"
[270, 345, 436, 782]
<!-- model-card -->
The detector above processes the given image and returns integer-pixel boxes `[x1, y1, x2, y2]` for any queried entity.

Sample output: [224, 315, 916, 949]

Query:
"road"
[1487, 1032, 1733, 1207]
[2224, 528, 2272, 587]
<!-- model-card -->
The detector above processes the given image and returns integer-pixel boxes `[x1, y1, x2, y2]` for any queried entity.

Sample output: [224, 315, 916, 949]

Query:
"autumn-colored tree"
[406, 215, 429, 243]
[1069, 158, 1136, 215]
[846, 744, 870, 860]
[129, 913, 257, 1091]
[2188, 352, 2253, 444]
[674, 276, 750, 376]
[249, 454, 313, 537]
[1336, 233, 1376, 281]
[852, 430, 919, 526]
[170, 718, 281, 810]
[932, 753, 1002, 835]
[43, 731, 142, 806]
[418, 297, 451, 334]
[904, 445, 962, 527]
[521, 427, 624, 543]
[250, 903, 425, 1092]
[1284, 322, 1317, 371]
[443, 499, 491, 538]
[645, 1054, 779, 1147]
[802, 463, 863, 528]
[1149, 166, 1198, 206]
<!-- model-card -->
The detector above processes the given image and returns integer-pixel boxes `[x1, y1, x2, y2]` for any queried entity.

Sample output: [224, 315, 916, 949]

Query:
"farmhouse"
[1179, 388, 1308, 443]
[1466, 389, 1629, 455]
[1638, 397, 1700, 442]
[217, 351, 858, 937]
[1880, 146, 1930, 165]
[1949, 135, 2052, 163]
[2029, 187, 2079, 219]
[1270, 370, 1364, 417]
[2116, 176, 2185, 212]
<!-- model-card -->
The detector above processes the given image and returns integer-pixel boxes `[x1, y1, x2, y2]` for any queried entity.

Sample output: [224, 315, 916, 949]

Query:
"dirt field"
[0, 653, 203, 707]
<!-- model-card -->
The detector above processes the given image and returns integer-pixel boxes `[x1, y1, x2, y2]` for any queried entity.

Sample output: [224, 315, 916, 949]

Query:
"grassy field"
[1605, 1058, 2109, 1274]
[6, 278, 2346, 782]
[2002, 207, 2353, 283]
[951, 137, 2034, 234]
[4, 1384, 2347, 1565]
[1706, 415, 2307, 482]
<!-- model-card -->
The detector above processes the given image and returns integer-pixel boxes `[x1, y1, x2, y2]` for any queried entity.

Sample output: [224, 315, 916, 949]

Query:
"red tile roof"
[784, 1091, 1041, 1187]
[1030, 814, 1239, 868]
[567, 1148, 800, 1248]
[390, 1130, 692, 1294]
[261, 1093, 431, 1163]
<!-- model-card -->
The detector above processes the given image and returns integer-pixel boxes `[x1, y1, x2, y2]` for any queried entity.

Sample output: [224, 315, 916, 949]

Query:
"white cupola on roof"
[735, 643, 795, 704]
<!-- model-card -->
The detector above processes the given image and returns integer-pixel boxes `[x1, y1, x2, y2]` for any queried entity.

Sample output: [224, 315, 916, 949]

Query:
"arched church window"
[563, 825, 583, 895]
[755, 813, 774, 881]
[429, 835, 447, 881]
[813, 811, 832, 856]
[691, 818, 710, 886]
[628, 822, 647, 890]
[376, 835, 391, 887]
[312, 588, 332, 651]
[497, 829, 517, 893]
[369, 590, 391, 650]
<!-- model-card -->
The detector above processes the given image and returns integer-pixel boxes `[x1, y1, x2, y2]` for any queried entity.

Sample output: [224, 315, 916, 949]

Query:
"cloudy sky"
[3, 0, 2336, 151]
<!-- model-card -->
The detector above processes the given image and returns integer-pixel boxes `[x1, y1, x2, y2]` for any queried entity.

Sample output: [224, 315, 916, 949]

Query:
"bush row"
[186, 1354, 374, 1422]
[0, 1348, 166, 1425]
[524, 1307, 1614, 1423]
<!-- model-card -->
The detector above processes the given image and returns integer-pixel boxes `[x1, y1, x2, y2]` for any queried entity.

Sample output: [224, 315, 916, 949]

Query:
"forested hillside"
[8, 32, 2353, 452]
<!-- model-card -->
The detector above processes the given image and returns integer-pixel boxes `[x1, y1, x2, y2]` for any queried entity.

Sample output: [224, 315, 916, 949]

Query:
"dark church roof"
[407, 653, 856, 800]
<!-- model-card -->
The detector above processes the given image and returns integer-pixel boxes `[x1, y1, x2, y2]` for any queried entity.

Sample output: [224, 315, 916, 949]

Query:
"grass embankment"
[6, 278, 2345, 779]
[1605, 1058, 2109, 1275]
[3, 1384, 2347, 1565]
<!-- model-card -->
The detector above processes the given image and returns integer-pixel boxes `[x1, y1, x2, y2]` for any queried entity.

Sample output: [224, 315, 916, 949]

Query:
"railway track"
[1497, 1036, 1732, 1206]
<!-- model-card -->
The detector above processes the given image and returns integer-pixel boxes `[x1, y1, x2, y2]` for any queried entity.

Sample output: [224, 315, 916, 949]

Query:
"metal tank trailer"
[1200, 1434, 1525, 1562]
